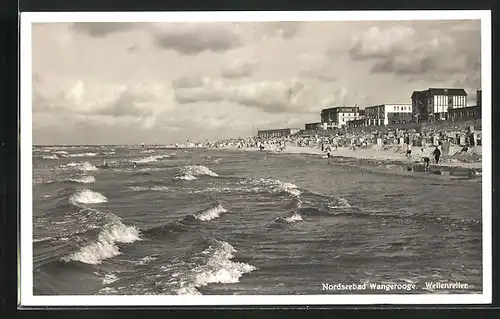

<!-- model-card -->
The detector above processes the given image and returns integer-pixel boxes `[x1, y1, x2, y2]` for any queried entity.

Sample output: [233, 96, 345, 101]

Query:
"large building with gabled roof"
[411, 88, 467, 122]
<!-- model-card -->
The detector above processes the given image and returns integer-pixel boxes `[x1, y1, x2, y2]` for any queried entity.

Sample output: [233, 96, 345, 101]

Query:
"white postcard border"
[20, 10, 492, 306]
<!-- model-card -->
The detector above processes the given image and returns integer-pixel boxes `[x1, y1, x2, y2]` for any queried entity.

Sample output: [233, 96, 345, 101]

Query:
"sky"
[31, 19, 481, 145]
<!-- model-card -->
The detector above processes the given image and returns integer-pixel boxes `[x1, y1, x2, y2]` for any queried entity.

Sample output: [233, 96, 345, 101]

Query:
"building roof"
[413, 88, 467, 97]
[428, 88, 467, 96]
[321, 106, 358, 112]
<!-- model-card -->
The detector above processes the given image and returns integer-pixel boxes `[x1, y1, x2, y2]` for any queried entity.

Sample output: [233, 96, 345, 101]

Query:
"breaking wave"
[62, 214, 140, 265]
[248, 178, 301, 197]
[69, 189, 108, 205]
[134, 155, 166, 164]
[194, 204, 228, 221]
[176, 239, 256, 295]
[69, 176, 96, 184]
[42, 155, 59, 160]
[175, 165, 219, 180]
[62, 161, 99, 172]
[70, 153, 97, 157]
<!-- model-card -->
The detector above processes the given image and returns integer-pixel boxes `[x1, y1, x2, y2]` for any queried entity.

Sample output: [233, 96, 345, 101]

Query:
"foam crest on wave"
[62, 161, 99, 171]
[134, 155, 165, 163]
[69, 189, 108, 205]
[176, 239, 256, 295]
[175, 165, 219, 180]
[42, 155, 59, 160]
[69, 176, 96, 184]
[194, 204, 228, 221]
[70, 152, 97, 157]
[62, 214, 140, 265]
[284, 212, 304, 222]
[328, 197, 351, 209]
[255, 178, 301, 197]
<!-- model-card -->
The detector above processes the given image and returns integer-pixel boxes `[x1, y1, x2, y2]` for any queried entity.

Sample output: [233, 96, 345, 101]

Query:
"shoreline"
[213, 145, 482, 172]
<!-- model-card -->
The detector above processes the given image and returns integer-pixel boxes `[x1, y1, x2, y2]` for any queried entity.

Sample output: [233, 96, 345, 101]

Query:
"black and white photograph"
[20, 11, 492, 306]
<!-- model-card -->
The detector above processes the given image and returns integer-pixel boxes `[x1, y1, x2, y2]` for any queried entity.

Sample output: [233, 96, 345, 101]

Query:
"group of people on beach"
[404, 143, 441, 172]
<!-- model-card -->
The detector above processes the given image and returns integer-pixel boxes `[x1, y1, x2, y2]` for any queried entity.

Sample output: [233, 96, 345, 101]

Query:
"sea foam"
[62, 214, 140, 265]
[69, 189, 108, 205]
[175, 165, 219, 180]
[69, 176, 96, 184]
[176, 240, 256, 295]
[194, 204, 228, 221]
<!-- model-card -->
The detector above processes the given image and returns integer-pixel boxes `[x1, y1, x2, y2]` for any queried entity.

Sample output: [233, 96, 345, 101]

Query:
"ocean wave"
[150, 186, 170, 192]
[143, 203, 226, 237]
[62, 214, 140, 265]
[175, 165, 219, 180]
[70, 153, 97, 157]
[54, 150, 69, 155]
[134, 155, 165, 164]
[69, 189, 108, 205]
[140, 150, 156, 154]
[248, 178, 301, 197]
[128, 186, 150, 191]
[42, 155, 59, 160]
[176, 239, 256, 295]
[69, 176, 96, 184]
[33, 236, 53, 243]
[284, 212, 304, 222]
[61, 161, 99, 171]
[143, 215, 199, 238]
[194, 204, 228, 221]
[327, 197, 352, 209]
[132, 255, 159, 266]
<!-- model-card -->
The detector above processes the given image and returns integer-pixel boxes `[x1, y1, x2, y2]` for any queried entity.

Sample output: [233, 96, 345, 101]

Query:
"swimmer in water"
[133, 162, 137, 169]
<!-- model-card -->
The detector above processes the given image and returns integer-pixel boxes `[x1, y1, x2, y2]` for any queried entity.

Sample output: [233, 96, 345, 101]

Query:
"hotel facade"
[411, 88, 467, 122]
[364, 104, 413, 126]
[320, 106, 360, 129]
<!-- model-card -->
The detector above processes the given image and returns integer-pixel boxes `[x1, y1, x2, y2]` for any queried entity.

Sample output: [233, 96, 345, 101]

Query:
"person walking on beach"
[433, 146, 441, 164]
[406, 143, 412, 159]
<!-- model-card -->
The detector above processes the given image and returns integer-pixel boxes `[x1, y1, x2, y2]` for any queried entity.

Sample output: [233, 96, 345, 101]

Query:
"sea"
[31, 145, 483, 296]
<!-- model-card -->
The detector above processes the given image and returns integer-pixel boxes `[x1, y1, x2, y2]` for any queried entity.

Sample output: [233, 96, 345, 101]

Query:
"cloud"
[349, 26, 416, 60]
[173, 77, 308, 113]
[172, 75, 354, 114]
[70, 22, 142, 37]
[264, 22, 302, 39]
[348, 23, 481, 81]
[221, 58, 260, 78]
[152, 24, 241, 55]
[33, 79, 167, 119]
[300, 68, 338, 82]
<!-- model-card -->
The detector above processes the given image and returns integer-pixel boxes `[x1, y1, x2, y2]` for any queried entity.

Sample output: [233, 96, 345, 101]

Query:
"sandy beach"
[238, 144, 482, 171]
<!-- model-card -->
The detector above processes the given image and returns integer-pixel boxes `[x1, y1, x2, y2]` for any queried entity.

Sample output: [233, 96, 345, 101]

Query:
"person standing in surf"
[422, 156, 430, 172]
[433, 146, 441, 164]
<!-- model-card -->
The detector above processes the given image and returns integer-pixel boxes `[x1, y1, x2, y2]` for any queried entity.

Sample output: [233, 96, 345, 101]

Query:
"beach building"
[365, 104, 412, 126]
[346, 109, 368, 128]
[448, 105, 481, 121]
[257, 128, 301, 138]
[411, 88, 467, 122]
[320, 106, 360, 129]
[304, 122, 323, 130]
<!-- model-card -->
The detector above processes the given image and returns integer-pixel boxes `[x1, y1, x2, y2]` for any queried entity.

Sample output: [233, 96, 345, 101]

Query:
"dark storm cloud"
[70, 22, 142, 37]
[153, 26, 241, 55]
